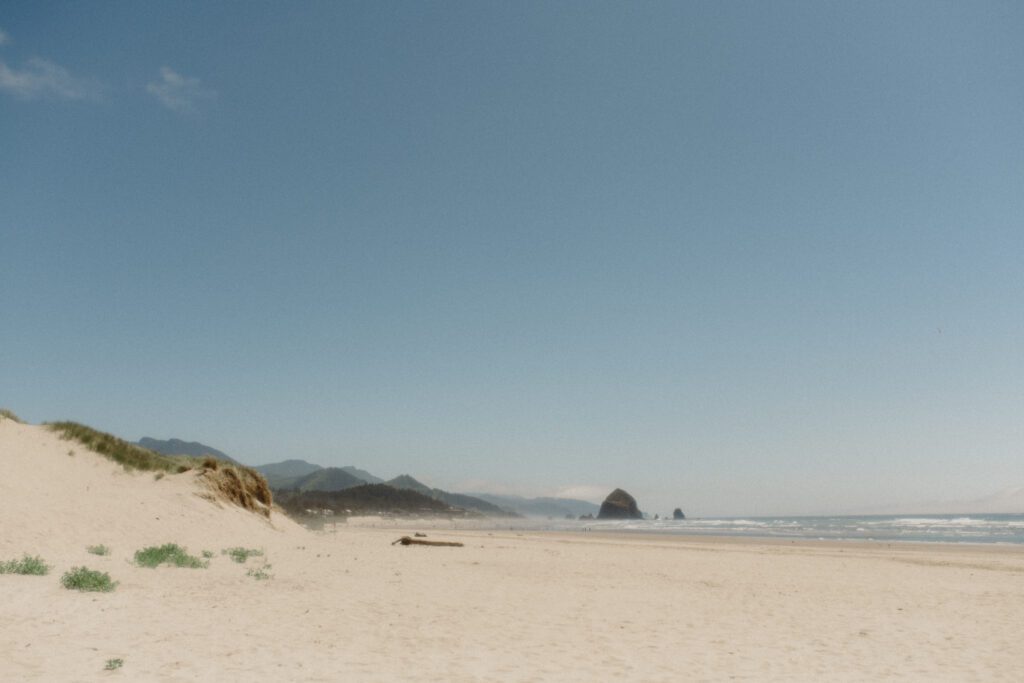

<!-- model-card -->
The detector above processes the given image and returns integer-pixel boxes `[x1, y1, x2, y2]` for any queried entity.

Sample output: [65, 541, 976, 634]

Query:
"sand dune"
[2, 418, 1023, 681]
[0, 419, 300, 557]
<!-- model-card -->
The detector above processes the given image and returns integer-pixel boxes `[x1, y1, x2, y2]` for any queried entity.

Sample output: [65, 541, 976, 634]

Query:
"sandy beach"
[2, 419, 1023, 682]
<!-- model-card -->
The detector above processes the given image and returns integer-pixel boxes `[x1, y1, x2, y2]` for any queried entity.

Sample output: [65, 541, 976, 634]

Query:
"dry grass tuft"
[200, 465, 273, 518]
[242, 467, 273, 507]
[0, 408, 25, 423]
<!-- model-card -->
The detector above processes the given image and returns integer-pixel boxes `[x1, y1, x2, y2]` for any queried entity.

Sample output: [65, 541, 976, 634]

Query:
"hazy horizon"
[4, 2, 1023, 517]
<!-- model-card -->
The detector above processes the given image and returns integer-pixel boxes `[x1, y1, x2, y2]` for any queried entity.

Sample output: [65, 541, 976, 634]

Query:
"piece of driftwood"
[391, 536, 464, 547]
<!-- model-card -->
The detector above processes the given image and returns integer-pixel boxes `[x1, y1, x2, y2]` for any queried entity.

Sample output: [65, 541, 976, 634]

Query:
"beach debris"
[391, 536, 463, 547]
[414, 532, 428, 537]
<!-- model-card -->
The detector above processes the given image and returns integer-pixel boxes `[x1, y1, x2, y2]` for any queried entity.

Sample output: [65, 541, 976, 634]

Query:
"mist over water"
[496, 514, 1024, 545]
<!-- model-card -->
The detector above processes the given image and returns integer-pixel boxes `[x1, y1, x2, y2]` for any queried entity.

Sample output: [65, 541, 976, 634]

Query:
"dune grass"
[46, 422, 185, 473]
[0, 408, 24, 423]
[45, 421, 274, 516]
[134, 543, 208, 569]
[105, 658, 124, 671]
[87, 544, 111, 556]
[224, 547, 264, 564]
[205, 465, 274, 518]
[0, 554, 49, 575]
[62, 566, 117, 592]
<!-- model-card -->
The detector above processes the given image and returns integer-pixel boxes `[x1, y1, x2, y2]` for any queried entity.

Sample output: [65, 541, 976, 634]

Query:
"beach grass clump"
[224, 547, 264, 564]
[134, 543, 208, 569]
[105, 658, 124, 671]
[61, 567, 117, 592]
[204, 465, 274, 518]
[202, 550, 214, 559]
[87, 544, 111, 556]
[0, 408, 24, 423]
[246, 565, 272, 580]
[0, 554, 50, 575]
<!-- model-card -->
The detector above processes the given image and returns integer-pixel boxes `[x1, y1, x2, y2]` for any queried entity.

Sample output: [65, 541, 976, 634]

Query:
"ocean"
[525, 513, 1024, 545]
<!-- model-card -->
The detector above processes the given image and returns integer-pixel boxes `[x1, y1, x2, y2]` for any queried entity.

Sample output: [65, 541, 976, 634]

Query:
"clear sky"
[3, 2, 1022, 516]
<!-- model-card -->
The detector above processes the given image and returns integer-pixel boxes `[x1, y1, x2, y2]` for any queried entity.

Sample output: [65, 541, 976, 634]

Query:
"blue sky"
[2, 2, 1022, 515]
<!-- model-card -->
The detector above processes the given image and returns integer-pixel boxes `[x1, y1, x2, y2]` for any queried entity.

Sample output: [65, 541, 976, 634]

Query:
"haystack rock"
[673, 508, 685, 520]
[597, 488, 642, 520]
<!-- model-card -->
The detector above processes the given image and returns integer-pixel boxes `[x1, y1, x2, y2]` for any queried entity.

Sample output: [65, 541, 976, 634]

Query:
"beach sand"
[2, 419, 1022, 681]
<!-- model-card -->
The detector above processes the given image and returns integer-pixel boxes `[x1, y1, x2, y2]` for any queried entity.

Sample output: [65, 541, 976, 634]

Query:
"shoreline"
[362, 524, 1024, 563]
[336, 514, 1024, 549]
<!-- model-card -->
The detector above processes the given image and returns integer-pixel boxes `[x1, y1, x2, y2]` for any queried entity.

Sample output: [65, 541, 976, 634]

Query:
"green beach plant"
[134, 543, 208, 569]
[87, 544, 111, 556]
[105, 658, 124, 671]
[223, 547, 264, 564]
[61, 567, 117, 592]
[246, 564, 272, 580]
[0, 554, 49, 575]
[0, 408, 24, 423]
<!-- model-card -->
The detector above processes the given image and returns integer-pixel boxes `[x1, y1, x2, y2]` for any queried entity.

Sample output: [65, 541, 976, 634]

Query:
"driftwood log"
[391, 536, 464, 547]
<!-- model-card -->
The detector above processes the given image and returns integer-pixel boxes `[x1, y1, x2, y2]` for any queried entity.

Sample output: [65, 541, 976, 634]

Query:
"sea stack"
[673, 508, 685, 520]
[597, 488, 642, 520]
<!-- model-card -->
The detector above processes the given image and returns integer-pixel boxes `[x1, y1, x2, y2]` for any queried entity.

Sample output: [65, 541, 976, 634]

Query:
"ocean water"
[527, 514, 1024, 545]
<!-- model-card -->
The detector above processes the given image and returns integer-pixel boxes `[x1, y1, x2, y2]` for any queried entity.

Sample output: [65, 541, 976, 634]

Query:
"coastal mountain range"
[469, 493, 599, 518]
[136, 437, 591, 517]
[137, 437, 242, 465]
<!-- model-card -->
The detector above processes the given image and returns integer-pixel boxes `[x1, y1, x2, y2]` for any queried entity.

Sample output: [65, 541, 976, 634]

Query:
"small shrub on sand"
[62, 567, 116, 592]
[202, 550, 214, 559]
[134, 543, 208, 569]
[0, 554, 49, 575]
[87, 545, 110, 556]
[246, 565, 272, 580]
[105, 658, 124, 671]
[0, 408, 24, 423]
[223, 547, 263, 564]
